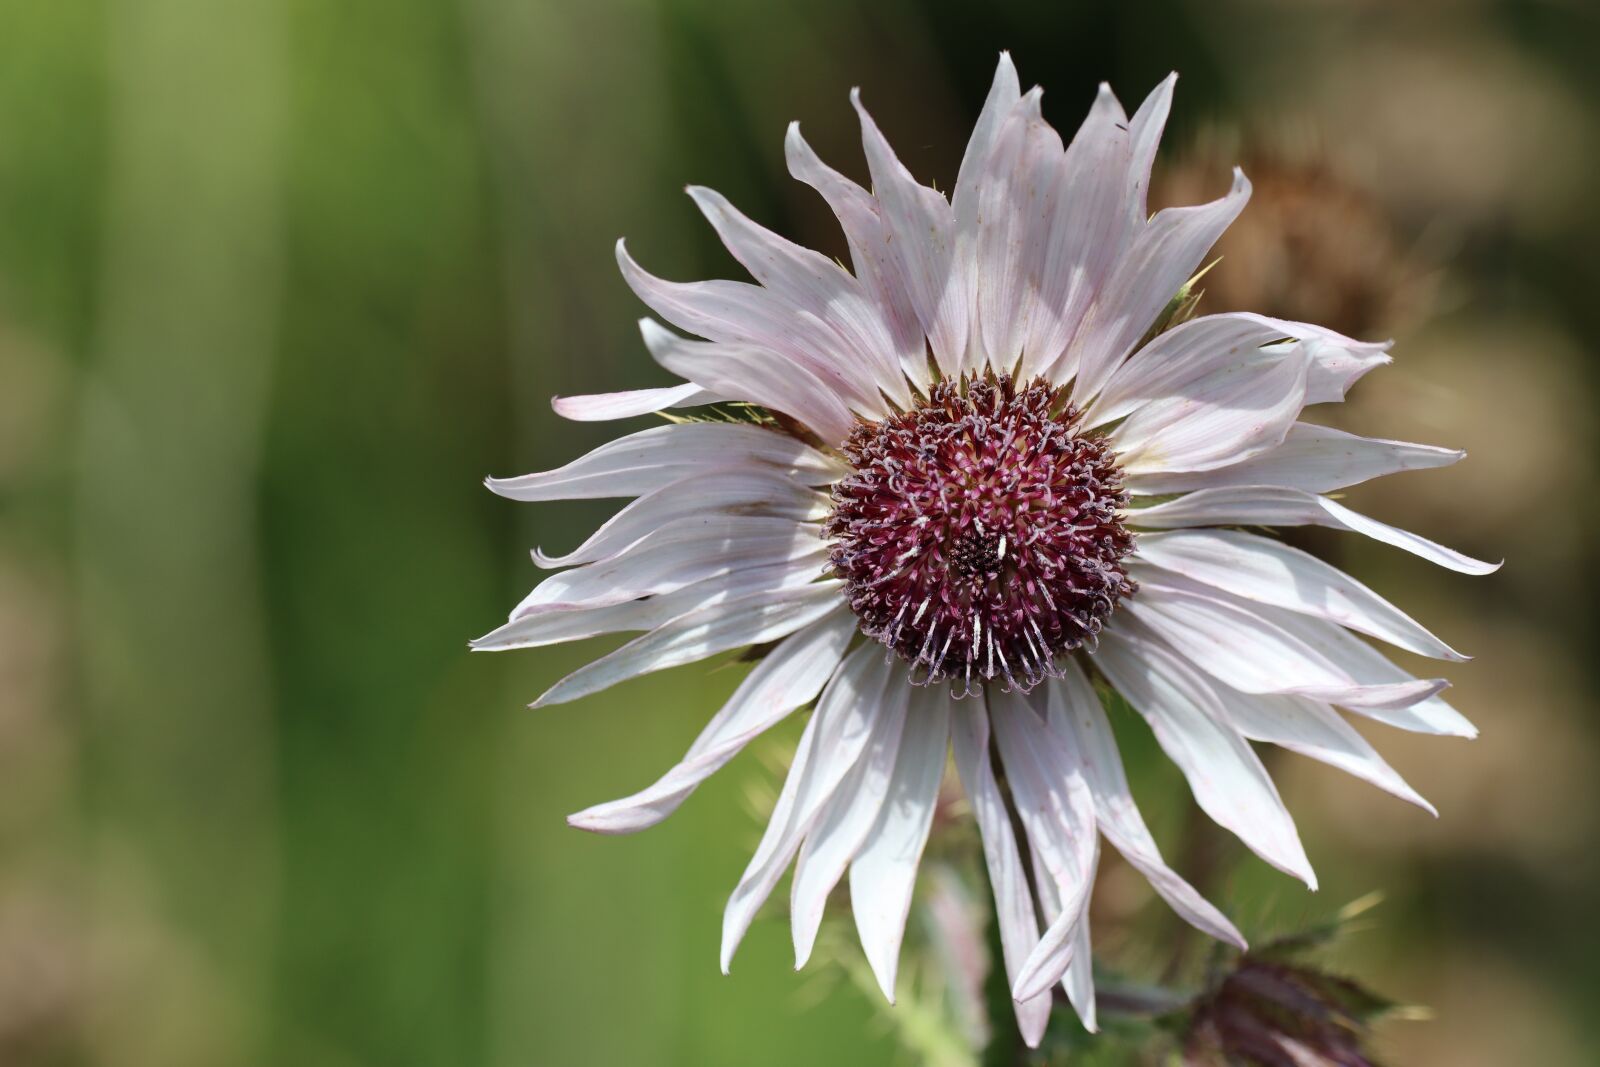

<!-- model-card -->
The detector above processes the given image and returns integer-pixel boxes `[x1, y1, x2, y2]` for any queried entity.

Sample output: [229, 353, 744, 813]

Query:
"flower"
[474, 54, 1495, 1047]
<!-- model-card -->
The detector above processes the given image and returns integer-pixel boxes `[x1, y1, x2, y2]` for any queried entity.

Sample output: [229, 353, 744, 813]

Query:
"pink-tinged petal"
[616, 239, 887, 417]
[1125, 485, 1502, 576]
[1107, 347, 1311, 475]
[532, 580, 844, 708]
[550, 382, 720, 421]
[566, 607, 855, 833]
[1028, 836, 1100, 1031]
[952, 51, 1023, 227]
[534, 465, 826, 569]
[1123, 575, 1448, 712]
[852, 89, 970, 377]
[1125, 74, 1177, 229]
[790, 664, 912, 968]
[849, 685, 951, 1001]
[1046, 660, 1246, 949]
[1068, 169, 1252, 404]
[686, 186, 911, 408]
[487, 422, 845, 502]
[1126, 422, 1465, 496]
[641, 320, 859, 446]
[1133, 529, 1466, 661]
[721, 643, 892, 972]
[784, 123, 929, 391]
[949, 694, 1052, 1047]
[1094, 627, 1317, 888]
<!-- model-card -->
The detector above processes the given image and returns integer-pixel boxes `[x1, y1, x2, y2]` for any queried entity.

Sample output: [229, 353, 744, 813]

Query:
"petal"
[1126, 422, 1465, 496]
[989, 689, 1098, 1004]
[566, 607, 856, 833]
[851, 89, 970, 377]
[1125, 486, 1502, 576]
[790, 664, 913, 968]
[784, 123, 929, 390]
[686, 186, 911, 408]
[534, 465, 826, 569]
[640, 320, 859, 446]
[949, 694, 1052, 1047]
[516, 516, 826, 612]
[849, 685, 951, 1001]
[952, 51, 1023, 227]
[550, 382, 720, 421]
[1094, 627, 1317, 888]
[487, 422, 845, 502]
[1068, 168, 1252, 404]
[1123, 576, 1449, 712]
[1045, 660, 1246, 948]
[721, 643, 893, 972]
[1133, 528, 1466, 661]
[1107, 346, 1311, 475]
[616, 239, 887, 416]
[1028, 837, 1099, 1031]
[1210, 688, 1435, 814]
[531, 580, 845, 708]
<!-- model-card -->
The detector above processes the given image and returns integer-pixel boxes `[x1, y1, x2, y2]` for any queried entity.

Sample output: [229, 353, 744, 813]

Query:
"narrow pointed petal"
[721, 643, 892, 972]
[551, 382, 720, 421]
[952, 51, 1023, 225]
[487, 422, 845, 502]
[852, 89, 970, 376]
[1046, 660, 1246, 948]
[1126, 422, 1466, 496]
[849, 686, 951, 1001]
[1094, 628, 1317, 888]
[641, 320, 859, 446]
[790, 667, 912, 968]
[1134, 528, 1466, 660]
[567, 608, 856, 833]
[949, 695, 1052, 1047]
[1126, 485, 1501, 575]
[533, 581, 844, 708]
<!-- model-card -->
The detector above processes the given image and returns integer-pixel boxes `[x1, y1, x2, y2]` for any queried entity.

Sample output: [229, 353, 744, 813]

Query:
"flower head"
[475, 54, 1495, 1047]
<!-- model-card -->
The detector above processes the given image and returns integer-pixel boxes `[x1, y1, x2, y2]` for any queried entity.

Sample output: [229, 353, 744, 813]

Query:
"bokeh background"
[1, 0, 1597, 1063]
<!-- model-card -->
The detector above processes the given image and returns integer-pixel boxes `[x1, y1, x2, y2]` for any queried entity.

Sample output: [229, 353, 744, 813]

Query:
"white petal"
[616, 239, 887, 416]
[487, 422, 845, 502]
[989, 689, 1098, 1004]
[686, 186, 910, 408]
[849, 685, 951, 1001]
[532, 580, 845, 708]
[721, 643, 892, 972]
[535, 465, 826, 569]
[1211, 688, 1435, 814]
[471, 560, 824, 651]
[1029, 836, 1100, 1032]
[1134, 529, 1465, 661]
[566, 607, 856, 833]
[1126, 422, 1465, 496]
[784, 123, 929, 391]
[1125, 486, 1501, 576]
[952, 51, 1023, 227]
[1068, 168, 1251, 404]
[790, 665, 912, 968]
[1083, 313, 1301, 430]
[1108, 347, 1311, 475]
[1123, 576, 1448, 712]
[640, 320, 859, 446]
[1026, 83, 1133, 383]
[1045, 661, 1246, 948]
[551, 382, 720, 421]
[1125, 74, 1176, 229]
[516, 516, 826, 611]
[1094, 627, 1317, 887]
[851, 89, 970, 377]
[949, 694, 1052, 1048]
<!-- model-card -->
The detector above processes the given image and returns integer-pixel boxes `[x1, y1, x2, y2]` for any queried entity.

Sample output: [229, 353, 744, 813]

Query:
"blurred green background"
[1, 0, 1596, 1063]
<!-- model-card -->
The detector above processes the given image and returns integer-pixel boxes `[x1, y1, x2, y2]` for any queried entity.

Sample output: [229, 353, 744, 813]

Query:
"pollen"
[825, 374, 1135, 694]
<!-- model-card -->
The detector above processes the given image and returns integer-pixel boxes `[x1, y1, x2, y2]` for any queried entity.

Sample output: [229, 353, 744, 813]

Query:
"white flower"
[474, 54, 1495, 1045]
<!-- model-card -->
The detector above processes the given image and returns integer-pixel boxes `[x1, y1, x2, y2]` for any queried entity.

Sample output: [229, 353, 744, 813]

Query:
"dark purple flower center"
[825, 374, 1135, 694]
